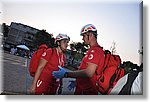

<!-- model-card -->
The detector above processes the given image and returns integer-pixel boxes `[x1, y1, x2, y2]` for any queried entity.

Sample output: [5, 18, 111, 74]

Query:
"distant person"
[53, 24, 105, 95]
[10, 47, 15, 55]
[30, 34, 70, 95]
[14, 47, 17, 55]
[21, 50, 25, 57]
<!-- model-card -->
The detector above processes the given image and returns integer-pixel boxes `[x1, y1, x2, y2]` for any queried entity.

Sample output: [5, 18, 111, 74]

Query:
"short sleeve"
[41, 48, 53, 61]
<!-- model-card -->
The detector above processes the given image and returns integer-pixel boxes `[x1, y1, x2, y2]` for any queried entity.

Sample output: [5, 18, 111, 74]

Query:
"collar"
[90, 43, 103, 50]
[90, 43, 100, 48]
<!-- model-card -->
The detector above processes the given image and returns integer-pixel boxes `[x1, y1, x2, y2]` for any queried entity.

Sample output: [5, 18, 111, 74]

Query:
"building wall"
[5, 22, 40, 49]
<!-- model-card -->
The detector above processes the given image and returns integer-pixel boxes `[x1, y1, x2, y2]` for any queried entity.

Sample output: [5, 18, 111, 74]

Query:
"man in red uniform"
[53, 24, 105, 95]
[30, 34, 70, 95]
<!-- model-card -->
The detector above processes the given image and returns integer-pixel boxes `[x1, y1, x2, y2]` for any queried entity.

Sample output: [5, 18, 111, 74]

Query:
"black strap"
[104, 71, 117, 94]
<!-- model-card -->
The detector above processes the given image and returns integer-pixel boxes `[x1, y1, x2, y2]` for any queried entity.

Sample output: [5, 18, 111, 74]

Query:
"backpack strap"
[104, 70, 118, 94]
[102, 50, 112, 72]
[96, 49, 112, 75]
[104, 68, 123, 94]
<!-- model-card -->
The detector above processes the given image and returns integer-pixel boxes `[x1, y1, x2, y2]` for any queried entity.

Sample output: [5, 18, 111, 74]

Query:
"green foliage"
[69, 41, 89, 64]
[120, 61, 140, 75]
[70, 41, 89, 54]
[74, 53, 83, 60]
[33, 30, 55, 48]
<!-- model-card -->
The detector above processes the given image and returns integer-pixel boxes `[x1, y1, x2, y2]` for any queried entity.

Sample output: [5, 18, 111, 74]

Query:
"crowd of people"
[10, 46, 32, 58]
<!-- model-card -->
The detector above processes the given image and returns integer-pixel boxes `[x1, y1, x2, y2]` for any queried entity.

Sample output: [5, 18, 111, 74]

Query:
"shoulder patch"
[88, 54, 93, 60]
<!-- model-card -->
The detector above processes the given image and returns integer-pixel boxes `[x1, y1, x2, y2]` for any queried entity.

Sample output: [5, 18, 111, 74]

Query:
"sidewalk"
[2, 52, 76, 95]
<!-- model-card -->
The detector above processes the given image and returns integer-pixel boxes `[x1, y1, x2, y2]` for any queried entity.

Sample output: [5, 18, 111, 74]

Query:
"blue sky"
[0, 0, 142, 65]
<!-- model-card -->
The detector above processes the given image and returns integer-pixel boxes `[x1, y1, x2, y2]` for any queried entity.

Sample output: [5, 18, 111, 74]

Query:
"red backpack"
[28, 44, 48, 77]
[96, 50, 125, 94]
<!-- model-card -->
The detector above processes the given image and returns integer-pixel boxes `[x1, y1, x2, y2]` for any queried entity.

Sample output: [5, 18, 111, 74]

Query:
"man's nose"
[66, 43, 68, 46]
[82, 37, 84, 41]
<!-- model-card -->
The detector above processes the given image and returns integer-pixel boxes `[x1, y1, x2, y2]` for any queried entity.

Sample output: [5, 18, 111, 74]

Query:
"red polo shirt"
[39, 48, 65, 82]
[76, 44, 105, 94]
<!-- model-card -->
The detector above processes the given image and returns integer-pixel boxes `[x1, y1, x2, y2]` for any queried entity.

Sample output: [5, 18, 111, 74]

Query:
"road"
[1, 52, 75, 95]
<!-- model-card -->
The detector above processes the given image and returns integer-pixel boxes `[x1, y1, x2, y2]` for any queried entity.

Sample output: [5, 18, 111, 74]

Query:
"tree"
[69, 41, 89, 65]
[70, 41, 76, 51]
[2, 23, 9, 38]
[110, 41, 117, 54]
[121, 61, 140, 75]
[70, 41, 89, 54]
[33, 30, 55, 49]
[81, 42, 89, 54]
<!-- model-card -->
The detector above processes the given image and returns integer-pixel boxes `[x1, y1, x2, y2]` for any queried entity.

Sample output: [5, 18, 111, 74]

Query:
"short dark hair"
[88, 31, 97, 39]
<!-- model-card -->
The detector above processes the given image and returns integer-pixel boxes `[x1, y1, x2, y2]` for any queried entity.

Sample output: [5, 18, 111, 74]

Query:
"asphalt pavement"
[1, 52, 75, 95]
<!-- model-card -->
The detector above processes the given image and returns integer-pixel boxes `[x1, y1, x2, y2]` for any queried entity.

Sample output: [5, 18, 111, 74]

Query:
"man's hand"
[30, 84, 36, 94]
[52, 66, 66, 79]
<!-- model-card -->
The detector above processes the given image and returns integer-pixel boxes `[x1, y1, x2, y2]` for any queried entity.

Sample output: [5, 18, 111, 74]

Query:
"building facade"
[4, 22, 40, 50]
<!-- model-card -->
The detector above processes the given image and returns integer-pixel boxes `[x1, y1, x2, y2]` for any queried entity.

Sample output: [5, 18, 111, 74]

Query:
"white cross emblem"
[88, 54, 93, 60]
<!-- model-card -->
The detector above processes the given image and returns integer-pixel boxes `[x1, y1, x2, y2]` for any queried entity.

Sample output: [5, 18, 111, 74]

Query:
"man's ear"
[57, 41, 60, 46]
[89, 33, 94, 39]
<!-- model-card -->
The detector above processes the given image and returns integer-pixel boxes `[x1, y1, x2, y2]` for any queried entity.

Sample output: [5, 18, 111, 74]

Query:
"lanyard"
[56, 48, 64, 66]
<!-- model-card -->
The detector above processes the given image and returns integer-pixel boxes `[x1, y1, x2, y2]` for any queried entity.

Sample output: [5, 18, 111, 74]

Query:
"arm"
[66, 62, 97, 78]
[64, 65, 78, 71]
[30, 58, 47, 94]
